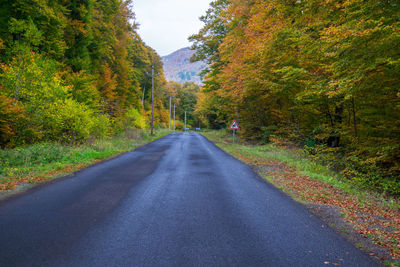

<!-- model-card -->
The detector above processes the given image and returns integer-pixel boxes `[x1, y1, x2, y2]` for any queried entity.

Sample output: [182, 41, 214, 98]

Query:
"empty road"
[0, 133, 376, 266]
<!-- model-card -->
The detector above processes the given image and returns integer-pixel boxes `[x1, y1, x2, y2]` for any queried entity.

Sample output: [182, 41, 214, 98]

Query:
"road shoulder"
[201, 131, 400, 266]
[0, 130, 171, 202]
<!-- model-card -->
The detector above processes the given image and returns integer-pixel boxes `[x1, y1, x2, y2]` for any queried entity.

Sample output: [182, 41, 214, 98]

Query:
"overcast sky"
[132, 0, 211, 56]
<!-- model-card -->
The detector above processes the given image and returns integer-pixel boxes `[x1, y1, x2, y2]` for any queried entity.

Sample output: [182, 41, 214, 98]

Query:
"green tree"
[191, 0, 400, 194]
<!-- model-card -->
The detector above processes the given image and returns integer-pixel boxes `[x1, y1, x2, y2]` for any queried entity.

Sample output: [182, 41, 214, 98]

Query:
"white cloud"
[132, 0, 211, 56]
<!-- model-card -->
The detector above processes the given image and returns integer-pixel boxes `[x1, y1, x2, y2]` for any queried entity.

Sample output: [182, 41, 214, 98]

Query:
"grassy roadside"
[203, 130, 400, 265]
[0, 129, 169, 196]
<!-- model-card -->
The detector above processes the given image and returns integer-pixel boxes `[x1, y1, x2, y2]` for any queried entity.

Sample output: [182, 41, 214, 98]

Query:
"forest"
[0, 0, 399, 195]
[190, 0, 400, 195]
[0, 0, 177, 148]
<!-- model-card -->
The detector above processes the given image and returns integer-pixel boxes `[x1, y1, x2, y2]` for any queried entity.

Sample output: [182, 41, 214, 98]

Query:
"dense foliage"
[0, 0, 169, 147]
[191, 0, 400, 194]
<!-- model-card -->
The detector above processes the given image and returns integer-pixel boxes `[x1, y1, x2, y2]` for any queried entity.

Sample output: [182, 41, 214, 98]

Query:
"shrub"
[172, 120, 184, 130]
[0, 95, 37, 147]
[40, 99, 95, 143]
[120, 108, 148, 130]
[90, 113, 111, 139]
[305, 144, 400, 196]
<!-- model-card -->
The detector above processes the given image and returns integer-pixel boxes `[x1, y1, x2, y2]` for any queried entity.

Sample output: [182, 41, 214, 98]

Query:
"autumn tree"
[191, 0, 400, 194]
[0, 0, 169, 146]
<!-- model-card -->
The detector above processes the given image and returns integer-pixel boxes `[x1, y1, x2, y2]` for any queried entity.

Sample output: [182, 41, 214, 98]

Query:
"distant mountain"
[162, 47, 207, 85]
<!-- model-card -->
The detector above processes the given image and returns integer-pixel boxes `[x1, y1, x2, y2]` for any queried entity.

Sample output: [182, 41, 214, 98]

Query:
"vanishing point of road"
[0, 133, 376, 266]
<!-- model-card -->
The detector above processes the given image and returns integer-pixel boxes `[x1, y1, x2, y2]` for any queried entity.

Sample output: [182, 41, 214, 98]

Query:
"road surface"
[0, 133, 376, 266]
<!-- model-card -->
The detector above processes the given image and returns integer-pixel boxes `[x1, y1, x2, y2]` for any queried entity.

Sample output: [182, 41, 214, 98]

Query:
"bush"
[341, 153, 400, 195]
[41, 99, 96, 143]
[304, 137, 317, 149]
[173, 120, 184, 130]
[259, 125, 278, 144]
[117, 108, 147, 131]
[90, 113, 111, 139]
[0, 95, 38, 147]
[175, 120, 190, 131]
[305, 144, 400, 196]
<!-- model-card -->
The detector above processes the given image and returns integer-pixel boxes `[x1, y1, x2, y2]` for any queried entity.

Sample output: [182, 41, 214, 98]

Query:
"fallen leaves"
[225, 145, 400, 260]
[0, 163, 88, 191]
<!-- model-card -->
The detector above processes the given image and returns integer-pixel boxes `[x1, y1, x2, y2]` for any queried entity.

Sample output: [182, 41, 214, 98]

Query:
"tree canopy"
[191, 0, 400, 194]
[0, 0, 169, 147]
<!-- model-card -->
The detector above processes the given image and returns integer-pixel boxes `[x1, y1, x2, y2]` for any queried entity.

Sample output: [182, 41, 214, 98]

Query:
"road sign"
[229, 120, 239, 144]
[229, 120, 239, 130]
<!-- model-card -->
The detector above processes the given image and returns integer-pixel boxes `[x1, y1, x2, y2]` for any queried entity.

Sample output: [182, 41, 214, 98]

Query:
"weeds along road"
[0, 133, 376, 266]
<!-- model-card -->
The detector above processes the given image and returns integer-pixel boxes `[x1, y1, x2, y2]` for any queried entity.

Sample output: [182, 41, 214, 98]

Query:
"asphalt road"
[0, 133, 376, 266]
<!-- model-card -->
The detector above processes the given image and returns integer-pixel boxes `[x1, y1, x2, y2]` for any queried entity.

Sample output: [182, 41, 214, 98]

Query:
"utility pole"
[173, 103, 176, 132]
[167, 95, 176, 131]
[184, 111, 187, 131]
[142, 84, 146, 105]
[151, 65, 154, 135]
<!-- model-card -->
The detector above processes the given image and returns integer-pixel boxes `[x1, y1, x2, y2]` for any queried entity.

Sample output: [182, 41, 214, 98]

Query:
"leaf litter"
[224, 144, 400, 265]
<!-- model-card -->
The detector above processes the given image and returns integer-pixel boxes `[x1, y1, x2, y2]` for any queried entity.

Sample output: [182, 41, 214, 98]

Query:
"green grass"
[202, 130, 400, 210]
[0, 129, 170, 190]
[215, 140, 354, 191]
